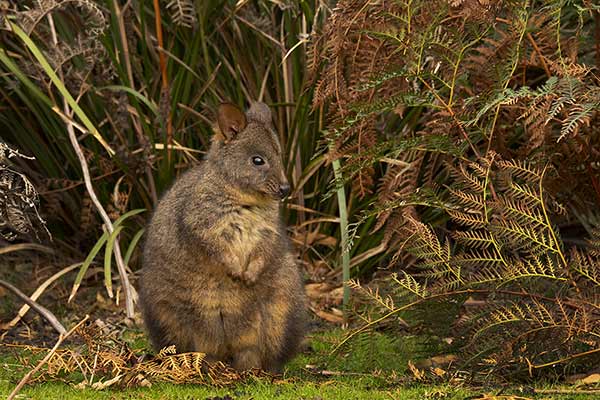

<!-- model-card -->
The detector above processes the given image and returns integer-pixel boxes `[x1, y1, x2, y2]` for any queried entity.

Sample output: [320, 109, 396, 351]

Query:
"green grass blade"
[124, 228, 145, 267]
[9, 22, 114, 155]
[331, 148, 351, 318]
[0, 49, 52, 107]
[103, 225, 125, 299]
[99, 86, 158, 115]
[68, 231, 109, 303]
[113, 209, 146, 227]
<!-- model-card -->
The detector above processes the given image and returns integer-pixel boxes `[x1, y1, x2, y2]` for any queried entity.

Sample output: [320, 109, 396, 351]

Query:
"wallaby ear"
[217, 103, 247, 142]
[246, 102, 272, 125]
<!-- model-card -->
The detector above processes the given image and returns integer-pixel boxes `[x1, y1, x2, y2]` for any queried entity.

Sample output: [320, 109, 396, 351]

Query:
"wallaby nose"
[278, 183, 291, 199]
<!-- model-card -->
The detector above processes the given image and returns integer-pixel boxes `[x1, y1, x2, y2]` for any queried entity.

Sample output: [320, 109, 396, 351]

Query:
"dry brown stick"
[55, 100, 135, 310]
[595, 10, 600, 71]
[526, 32, 551, 78]
[47, 15, 135, 318]
[61, 107, 135, 317]
[7, 315, 89, 400]
[153, 0, 173, 162]
[0, 279, 66, 335]
[314, 369, 371, 377]
[2, 263, 81, 330]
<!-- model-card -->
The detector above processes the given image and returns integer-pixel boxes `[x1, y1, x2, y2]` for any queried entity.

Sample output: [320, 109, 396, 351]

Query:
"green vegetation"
[0, 329, 592, 399]
[0, 380, 475, 400]
[311, 0, 600, 378]
[1, 0, 600, 396]
[0, 330, 429, 399]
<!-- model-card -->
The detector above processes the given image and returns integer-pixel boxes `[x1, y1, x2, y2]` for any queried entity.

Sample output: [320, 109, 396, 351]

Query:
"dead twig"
[1, 262, 81, 330]
[0, 279, 66, 334]
[153, 0, 173, 162]
[7, 315, 89, 400]
[47, 15, 135, 318]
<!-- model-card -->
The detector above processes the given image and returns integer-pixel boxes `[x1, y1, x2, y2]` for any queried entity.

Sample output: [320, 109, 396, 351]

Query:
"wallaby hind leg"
[142, 308, 194, 353]
[232, 348, 262, 371]
[143, 313, 169, 351]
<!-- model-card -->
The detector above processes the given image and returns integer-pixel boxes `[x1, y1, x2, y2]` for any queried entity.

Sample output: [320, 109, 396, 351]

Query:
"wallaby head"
[208, 102, 290, 202]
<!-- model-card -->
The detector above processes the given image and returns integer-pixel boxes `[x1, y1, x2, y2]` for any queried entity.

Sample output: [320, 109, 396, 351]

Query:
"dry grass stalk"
[7, 315, 90, 400]
[46, 14, 135, 318]
[2, 321, 269, 388]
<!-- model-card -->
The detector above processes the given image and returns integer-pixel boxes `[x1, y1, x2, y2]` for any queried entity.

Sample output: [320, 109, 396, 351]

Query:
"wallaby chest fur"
[139, 102, 306, 372]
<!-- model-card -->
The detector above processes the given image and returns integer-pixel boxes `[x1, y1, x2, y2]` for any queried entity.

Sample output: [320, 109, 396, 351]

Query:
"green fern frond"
[321, 0, 600, 378]
[468, 267, 504, 286]
[349, 279, 397, 312]
[448, 187, 485, 210]
[528, 299, 556, 326]
[409, 243, 450, 263]
[500, 256, 566, 285]
[405, 220, 450, 261]
[430, 276, 464, 291]
[447, 209, 487, 228]
[472, 304, 529, 340]
[469, 161, 491, 179]
[498, 197, 546, 227]
[570, 249, 600, 286]
[497, 159, 543, 181]
[455, 249, 506, 269]
[451, 230, 495, 249]
[455, 163, 486, 192]
[559, 102, 596, 141]
[506, 181, 541, 206]
[391, 272, 428, 298]
[493, 219, 559, 254]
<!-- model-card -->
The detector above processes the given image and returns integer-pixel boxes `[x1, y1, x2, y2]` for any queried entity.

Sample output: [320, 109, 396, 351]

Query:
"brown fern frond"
[166, 0, 197, 28]
[0, 142, 50, 241]
[15, 0, 107, 36]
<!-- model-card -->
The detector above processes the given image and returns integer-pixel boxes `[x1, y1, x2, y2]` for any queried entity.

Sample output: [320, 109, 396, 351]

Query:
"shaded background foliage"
[0, 0, 343, 269]
[0, 0, 599, 382]
[310, 0, 600, 379]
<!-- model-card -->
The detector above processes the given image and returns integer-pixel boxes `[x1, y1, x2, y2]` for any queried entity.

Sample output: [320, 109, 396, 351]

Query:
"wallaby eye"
[252, 156, 265, 166]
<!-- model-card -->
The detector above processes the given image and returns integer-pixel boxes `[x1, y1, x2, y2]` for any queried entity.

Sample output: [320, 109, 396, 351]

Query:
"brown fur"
[139, 102, 306, 372]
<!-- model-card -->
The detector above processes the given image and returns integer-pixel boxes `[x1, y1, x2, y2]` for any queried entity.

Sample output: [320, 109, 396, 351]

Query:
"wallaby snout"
[278, 183, 290, 199]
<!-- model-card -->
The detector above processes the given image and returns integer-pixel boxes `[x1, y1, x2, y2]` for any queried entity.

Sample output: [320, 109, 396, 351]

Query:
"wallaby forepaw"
[242, 257, 265, 283]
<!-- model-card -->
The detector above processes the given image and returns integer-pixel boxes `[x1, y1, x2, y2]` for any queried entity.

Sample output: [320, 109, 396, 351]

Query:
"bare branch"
[0, 279, 66, 335]
[47, 14, 135, 318]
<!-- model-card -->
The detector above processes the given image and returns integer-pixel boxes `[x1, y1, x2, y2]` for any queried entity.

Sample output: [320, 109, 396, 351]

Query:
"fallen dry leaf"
[305, 283, 343, 305]
[303, 231, 337, 247]
[414, 354, 458, 369]
[305, 282, 332, 299]
[407, 360, 426, 381]
[582, 373, 600, 384]
[311, 308, 344, 324]
[132, 373, 152, 387]
[91, 374, 123, 390]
